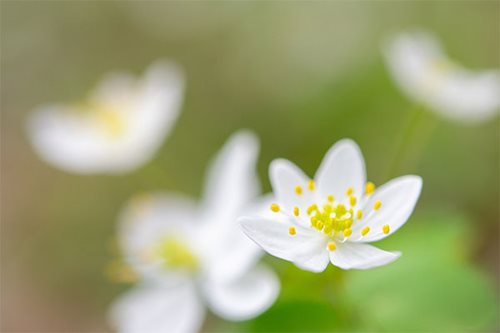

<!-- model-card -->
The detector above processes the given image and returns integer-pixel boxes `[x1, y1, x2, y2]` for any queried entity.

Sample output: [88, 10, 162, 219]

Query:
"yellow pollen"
[365, 181, 375, 194]
[308, 180, 315, 191]
[327, 194, 334, 202]
[346, 187, 354, 196]
[356, 209, 362, 219]
[350, 196, 357, 207]
[374, 200, 382, 210]
[293, 206, 300, 217]
[327, 242, 336, 251]
[295, 185, 303, 195]
[343, 228, 352, 237]
[288, 226, 296, 235]
[382, 224, 390, 234]
[270, 203, 280, 212]
[361, 226, 370, 236]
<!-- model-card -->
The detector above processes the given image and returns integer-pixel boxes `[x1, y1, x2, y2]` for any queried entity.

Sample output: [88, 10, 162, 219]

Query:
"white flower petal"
[110, 281, 204, 333]
[329, 242, 401, 270]
[269, 159, 315, 215]
[351, 176, 422, 243]
[118, 192, 198, 281]
[384, 30, 500, 124]
[27, 60, 184, 174]
[201, 130, 260, 227]
[239, 216, 329, 272]
[195, 131, 263, 283]
[203, 265, 280, 321]
[315, 139, 366, 204]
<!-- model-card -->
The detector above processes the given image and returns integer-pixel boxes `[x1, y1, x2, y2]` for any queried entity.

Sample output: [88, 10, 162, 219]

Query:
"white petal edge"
[269, 158, 315, 217]
[239, 216, 329, 272]
[351, 175, 422, 243]
[196, 130, 262, 283]
[203, 265, 280, 321]
[315, 139, 366, 204]
[329, 242, 401, 270]
[200, 130, 260, 227]
[109, 281, 204, 333]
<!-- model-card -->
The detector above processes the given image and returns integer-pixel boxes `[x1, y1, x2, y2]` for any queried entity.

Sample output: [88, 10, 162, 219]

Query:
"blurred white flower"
[27, 61, 184, 174]
[383, 30, 500, 123]
[110, 131, 280, 333]
[240, 139, 422, 272]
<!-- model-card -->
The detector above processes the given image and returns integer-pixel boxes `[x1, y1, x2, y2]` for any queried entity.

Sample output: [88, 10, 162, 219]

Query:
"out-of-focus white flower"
[110, 131, 280, 333]
[383, 30, 500, 123]
[240, 139, 422, 272]
[27, 61, 184, 174]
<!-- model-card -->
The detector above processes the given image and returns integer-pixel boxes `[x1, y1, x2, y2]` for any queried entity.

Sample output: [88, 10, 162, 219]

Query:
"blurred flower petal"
[110, 281, 204, 333]
[202, 265, 280, 321]
[27, 60, 184, 174]
[384, 30, 500, 124]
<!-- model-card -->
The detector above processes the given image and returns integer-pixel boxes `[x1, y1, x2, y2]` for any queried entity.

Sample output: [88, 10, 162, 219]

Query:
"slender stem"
[385, 105, 439, 178]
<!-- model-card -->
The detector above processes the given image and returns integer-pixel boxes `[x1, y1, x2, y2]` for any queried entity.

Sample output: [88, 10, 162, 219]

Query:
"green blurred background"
[1, 1, 498, 332]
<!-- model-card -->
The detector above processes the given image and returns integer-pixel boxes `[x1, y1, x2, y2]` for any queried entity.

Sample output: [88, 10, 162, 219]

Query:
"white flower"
[383, 30, 500, 123]
[239, 139, 422, 272]
[27, 60, 184, 174]
[110, 131, 280, 333]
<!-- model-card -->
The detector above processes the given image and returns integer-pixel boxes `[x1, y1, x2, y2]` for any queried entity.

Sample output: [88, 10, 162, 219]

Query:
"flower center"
[154, 237, 198, 271]
[270, 181, 390, 251]
[94, 105, 127, 138]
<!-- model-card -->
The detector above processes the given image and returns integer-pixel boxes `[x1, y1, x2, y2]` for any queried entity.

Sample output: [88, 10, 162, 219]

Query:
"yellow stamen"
[307, 204, 318, 215]
[308, 180, 315, 191]
[374, 200, 382, 210]
[350, 196, 357, 207]
[270, 203, 280, 212]
[361, 226, 370, 236]
[327, 194, 334, 203]
[343, 228, 352, 237]
[346, 187, 354, 196]
[356, 209, 362, 219]
[316, 221, 324, 230]
[293, 206, 300, 217]
[382, 224, 390, 234]
[288, 226, 296, 236]
[295, 185, 303, 195]
[365, 181, 375, 195]
[327, 242, 336, 251]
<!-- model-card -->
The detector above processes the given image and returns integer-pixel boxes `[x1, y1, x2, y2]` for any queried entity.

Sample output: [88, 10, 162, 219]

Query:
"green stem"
[385, 105, 439, 178]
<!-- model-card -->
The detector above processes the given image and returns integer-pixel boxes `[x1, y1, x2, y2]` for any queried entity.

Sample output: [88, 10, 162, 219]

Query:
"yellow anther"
[365, 181, 375, 195]
[295, 185, 303, 195]
[350, 196, 357, 207]
[361, 226, 370, 236]
[307, 204, 318, 215]
[293, 206, 300, 217]
[288, 226, 296, 236]
[382, 224, 390, 234]
[327, 194, 334, 203]
[346, 187, 354, 196]
[374, 200, 382, 210]
[343, 228, 352, 237]
[327, 242, 336, 251]
[270, 203, 280, 212]
[308, 180, 315, 191]
[356, 209, 363, 220]
[316, 221, 324, 230]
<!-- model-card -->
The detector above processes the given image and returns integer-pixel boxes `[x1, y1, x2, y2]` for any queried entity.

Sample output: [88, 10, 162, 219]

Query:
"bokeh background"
[1, 1, 499, 332]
